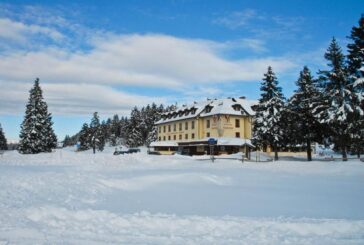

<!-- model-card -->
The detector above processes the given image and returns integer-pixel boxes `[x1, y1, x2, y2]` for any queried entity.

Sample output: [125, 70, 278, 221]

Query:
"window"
[159, 127, 161, 133]
[163, 136, 166, 141]
[185, 134, 188, 139]
[206, 132, 210, 137]
[158, 137, 161, 141]
[168, 135, 171, 140]
[173, 135, 176, 140]
[179, 123, 182, 131]
[191, 121, 195, 129]
[235, 132, 240, 138]
[173, 124, 176, 131]
[206, 120, 210, 128]
[168, 125, 171, 132]
[205, 105, 212, 113]
[163, 126, 166, 133]
[235, 119, 240, 128]
[179, 135, 182, 140]
[192, 133, 195, 139]
[185, 122, 188, 130]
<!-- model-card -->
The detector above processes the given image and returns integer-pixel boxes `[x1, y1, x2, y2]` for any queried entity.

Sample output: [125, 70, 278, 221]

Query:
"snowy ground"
[0, 148, 364, 244]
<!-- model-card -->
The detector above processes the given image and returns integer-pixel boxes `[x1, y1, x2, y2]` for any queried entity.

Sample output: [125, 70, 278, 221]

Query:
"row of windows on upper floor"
[159, 118, 242, 133]
[159, 121, 195, 133]
[158, 132, 242, 141]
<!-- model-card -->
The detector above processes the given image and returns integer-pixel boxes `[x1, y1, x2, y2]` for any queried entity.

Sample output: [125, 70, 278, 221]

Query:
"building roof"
[156, 97, 256, 125]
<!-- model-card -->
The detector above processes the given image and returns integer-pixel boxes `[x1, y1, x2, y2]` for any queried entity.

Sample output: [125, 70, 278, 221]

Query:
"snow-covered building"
[150, 97, 255, 157]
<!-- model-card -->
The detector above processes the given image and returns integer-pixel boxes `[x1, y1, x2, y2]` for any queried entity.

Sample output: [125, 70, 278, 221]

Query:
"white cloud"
[213, 9, 260, 29]
[0, 81, 164, 116]
[0, 14, 299, 116]
[0, 18, 64, 43]
[214, 9, 306, 41]
[0, 34, 296, 87]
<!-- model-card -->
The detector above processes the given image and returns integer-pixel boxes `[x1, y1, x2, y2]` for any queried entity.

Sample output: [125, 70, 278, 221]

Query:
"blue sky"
[0, 0, 363, 141]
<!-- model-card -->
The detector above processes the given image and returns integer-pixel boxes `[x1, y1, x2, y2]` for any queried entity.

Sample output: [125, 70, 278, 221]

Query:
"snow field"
[0, 148, 364, 244]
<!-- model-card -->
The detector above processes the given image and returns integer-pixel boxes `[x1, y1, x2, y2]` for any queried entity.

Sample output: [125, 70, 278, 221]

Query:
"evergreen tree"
[347, 15, 364, 158]
[89, 112, 105, 153]
[108, 114, 119, 146]
[0, 123, 8, 150]
[18, 78, 57, 154]
[316, 38, 354, 161]
[126, 107, 143, 147]
[63, 133, 79, 148]
[79, 123, 90, 151]
[146, 126, 158, 146]
[145, 103, 163, 146]
[288, 66, 322, 161]
[253, 66, 285, 160]
[119, 116, 129, 144]
[62, 135, 71, 147]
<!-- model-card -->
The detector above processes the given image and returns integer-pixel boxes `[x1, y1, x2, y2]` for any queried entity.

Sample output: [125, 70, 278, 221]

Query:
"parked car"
[128, 148, 141, 153]
[113, 148, 140, 155]
[113, 150, 128, 155]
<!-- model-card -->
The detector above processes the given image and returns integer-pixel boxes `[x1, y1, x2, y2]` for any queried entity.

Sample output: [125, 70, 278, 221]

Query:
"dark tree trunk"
[92, 138, 96, 154]
[357, 152, 361, 159]
[306, 139, 312, 161]
[342, 146, 347, 161]
[274, 145, 279, 161]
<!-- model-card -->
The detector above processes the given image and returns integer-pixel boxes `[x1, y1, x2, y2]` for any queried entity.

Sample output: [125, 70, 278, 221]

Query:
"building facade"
[150, 97, 255, 157]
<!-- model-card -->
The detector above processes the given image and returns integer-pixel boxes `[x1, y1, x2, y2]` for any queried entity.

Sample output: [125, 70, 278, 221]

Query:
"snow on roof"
[215, 137, 254, 147]
[156, 97, 256, 125]
[150, 141, 179, 147]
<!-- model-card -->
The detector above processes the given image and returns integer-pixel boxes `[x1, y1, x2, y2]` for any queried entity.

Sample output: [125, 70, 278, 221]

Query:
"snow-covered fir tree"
[0, 123, 8, 150]
[106, 114, 121, 146]
[145, 103, 164, 146]
[18, 78, 57, 154]
[62, 135, 71, 147]
[78, 123, 90, 151]
[253, 66, 285, 160]
[288, 66, 322, 161]
[315, 38, 354, 161]
[89, 112, 105, 153]
[347, 15, 364, 157]
[146, 126, 158, 147]
[126, 107, 143, 147]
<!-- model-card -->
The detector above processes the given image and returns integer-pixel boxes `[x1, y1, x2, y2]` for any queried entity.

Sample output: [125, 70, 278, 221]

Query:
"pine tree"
[253, 66, 285, 160]
[145, 103, 162, 146]
[146, 126, 158, 146]
[316, 38, 354, 161]
[288, 66, 322, 161]
[347, 15, 364, 158]
[126, 107, 143, 147]
[89, 112, 105, 154]
[0, 123, 8, 150]
[18, 78, 57, 154]
[62, 135, 71, 147]
[79, 123, 90, 151]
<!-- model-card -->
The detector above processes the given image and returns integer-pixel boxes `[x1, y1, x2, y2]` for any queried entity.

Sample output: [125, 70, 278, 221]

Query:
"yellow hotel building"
[150, 97, 255, 157]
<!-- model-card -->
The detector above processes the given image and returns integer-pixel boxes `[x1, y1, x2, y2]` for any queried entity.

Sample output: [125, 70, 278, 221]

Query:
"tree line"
[62, 104, 177, 153]
[253, 15, 364, 161]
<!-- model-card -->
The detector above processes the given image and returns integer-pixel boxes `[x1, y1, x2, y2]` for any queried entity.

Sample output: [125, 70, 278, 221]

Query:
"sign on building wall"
[212, 115, 233, 137]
